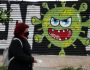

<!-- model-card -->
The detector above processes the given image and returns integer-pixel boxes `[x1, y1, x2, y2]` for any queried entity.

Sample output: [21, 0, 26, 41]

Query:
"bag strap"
[9, 38, 23, 63]
[13, 38, 23, 48]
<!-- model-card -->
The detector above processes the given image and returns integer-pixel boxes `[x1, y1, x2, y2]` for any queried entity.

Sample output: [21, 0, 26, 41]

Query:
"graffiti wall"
[0, 1, 90, 55]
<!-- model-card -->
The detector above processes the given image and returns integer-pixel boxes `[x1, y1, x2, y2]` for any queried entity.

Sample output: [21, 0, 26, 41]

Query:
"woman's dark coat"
[8, 37, 34, 70]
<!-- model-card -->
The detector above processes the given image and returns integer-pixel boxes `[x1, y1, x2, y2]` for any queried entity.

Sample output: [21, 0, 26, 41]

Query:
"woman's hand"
[34, 59, 37, 63]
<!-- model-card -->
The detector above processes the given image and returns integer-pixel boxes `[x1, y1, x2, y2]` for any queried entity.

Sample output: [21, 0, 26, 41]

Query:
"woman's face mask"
[24, 31, 29, 38]
[23, 28, 29, 39]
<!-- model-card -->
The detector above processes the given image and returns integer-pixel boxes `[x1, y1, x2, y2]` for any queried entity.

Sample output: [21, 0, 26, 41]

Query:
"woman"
[8, 21, 36, 70]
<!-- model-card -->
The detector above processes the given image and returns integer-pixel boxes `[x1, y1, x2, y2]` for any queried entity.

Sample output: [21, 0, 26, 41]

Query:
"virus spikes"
[79, 3, 88, 12]
[61, 1, 66, 7]
[6, 9, 11, 14]
[31, 16, 42, 25]
[72, 4, 76, 8]
[42, 2, 49, 10]
[0, 8, 3, 11]
[41, 13, 45, 16]
[54, 4, 57, 8]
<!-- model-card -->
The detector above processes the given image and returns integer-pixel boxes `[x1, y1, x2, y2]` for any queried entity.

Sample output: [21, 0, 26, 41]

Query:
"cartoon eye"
[60, 17, 71, 27]
[50, 17, 59, 26]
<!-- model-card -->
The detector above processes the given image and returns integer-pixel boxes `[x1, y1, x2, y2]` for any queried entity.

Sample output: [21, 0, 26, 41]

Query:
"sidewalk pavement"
[0, 55, 90, 70]
[33, 67, 58, 70]
[33, 55, 90, 70]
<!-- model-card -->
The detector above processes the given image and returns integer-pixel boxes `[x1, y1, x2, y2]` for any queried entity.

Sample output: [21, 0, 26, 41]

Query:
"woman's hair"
[14, 21, 29, 37]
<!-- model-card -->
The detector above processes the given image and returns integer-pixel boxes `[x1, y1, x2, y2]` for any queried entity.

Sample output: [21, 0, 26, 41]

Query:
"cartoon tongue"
[48, 28, 72, 41]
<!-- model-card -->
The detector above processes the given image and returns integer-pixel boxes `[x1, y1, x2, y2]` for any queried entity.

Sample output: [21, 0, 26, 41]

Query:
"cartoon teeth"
[63, 30, 65, 32]
[48, 28, 72, 41]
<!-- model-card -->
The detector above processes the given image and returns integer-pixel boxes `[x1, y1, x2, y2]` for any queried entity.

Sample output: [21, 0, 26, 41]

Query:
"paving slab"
[33, 55, 90, 70]
[0, 55, 90, 70]
[33, 67, 58, 70]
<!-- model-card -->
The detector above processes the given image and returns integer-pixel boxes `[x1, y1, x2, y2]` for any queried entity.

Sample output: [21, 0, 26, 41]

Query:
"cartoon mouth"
[48, 28, 72, 41]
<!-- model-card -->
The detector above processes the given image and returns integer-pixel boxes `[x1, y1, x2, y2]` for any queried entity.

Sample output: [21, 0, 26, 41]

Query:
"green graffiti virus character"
[0, 8, 12, 24]
[31, 2, 90, 56]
